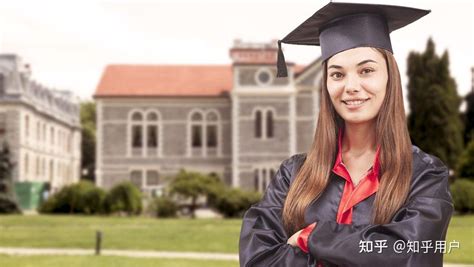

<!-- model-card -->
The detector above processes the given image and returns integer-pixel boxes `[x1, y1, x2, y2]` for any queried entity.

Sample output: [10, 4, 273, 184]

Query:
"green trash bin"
[14, 182, 47, 210]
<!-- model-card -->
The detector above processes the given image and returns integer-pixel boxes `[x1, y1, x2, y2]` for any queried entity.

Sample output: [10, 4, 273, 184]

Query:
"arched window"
[254, 108, 275, 139]
[206, 111, 218, 148]
[189, 110, 220, 157]
[255, 110, 262, 138]
[266, 110, 274, 138]
[191, 112, 203, 148]
[129, 111, 144, 156]
[145, 111, 160, 157]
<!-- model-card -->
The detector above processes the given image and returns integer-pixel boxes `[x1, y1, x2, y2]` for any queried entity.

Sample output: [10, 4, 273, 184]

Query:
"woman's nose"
[344, 74, 360, 93]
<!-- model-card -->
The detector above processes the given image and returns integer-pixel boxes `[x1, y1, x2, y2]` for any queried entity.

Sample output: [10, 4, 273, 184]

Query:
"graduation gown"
[239, 145, 454, 267]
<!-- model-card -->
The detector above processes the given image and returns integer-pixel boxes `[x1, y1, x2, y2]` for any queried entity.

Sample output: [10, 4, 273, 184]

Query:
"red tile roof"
[94, 65, 233, 98]
[94, 63, 307, 98]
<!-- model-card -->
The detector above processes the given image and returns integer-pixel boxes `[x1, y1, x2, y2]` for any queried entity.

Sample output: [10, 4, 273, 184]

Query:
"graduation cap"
[276, 1, 430, 77]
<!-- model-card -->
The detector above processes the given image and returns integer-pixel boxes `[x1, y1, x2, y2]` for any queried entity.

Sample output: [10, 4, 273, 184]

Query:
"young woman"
[239, 2, 453, 267]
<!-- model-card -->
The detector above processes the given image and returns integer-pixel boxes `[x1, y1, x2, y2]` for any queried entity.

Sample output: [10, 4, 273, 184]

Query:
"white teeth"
[344, 99, 368, 105]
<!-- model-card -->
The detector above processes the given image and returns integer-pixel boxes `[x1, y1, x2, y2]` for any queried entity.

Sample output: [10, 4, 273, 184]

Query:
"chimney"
[229, 39, 279, 64]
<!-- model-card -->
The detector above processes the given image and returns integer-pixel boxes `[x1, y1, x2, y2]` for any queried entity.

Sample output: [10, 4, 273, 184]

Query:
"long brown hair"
[282, 48, 413, 234]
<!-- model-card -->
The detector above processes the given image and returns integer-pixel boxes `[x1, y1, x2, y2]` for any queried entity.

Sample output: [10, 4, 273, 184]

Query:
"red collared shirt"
[297, 128, 381, 253]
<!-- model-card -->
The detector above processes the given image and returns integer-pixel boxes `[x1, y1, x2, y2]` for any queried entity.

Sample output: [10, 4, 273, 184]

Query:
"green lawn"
[0, 214, 472, 264]
[0, 215, 241, 253]
[444, 215, 474, 264]
[0, 255, 238, 267]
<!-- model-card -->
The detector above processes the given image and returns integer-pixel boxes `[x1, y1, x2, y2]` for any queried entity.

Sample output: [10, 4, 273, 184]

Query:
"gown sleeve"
[239, 154, 309, 267]
[306, 158, 454, 267]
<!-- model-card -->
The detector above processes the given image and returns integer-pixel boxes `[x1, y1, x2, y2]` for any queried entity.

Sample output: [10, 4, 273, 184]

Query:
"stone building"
[0, 54, 81, 193]
[94, 40, 322, 195]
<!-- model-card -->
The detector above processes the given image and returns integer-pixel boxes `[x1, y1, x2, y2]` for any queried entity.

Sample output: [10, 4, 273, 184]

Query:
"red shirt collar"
[332, 127, 381, 182]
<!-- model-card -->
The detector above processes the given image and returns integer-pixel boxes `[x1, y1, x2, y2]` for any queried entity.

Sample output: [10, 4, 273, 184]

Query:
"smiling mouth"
[342, 98, 370, 106]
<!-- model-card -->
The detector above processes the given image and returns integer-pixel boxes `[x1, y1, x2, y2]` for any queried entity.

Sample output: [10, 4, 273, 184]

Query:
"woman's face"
[326, 47, 388, 125]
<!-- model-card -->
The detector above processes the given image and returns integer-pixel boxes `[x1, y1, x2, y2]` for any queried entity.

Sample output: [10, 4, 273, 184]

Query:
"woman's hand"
[287, 229, 303, 246]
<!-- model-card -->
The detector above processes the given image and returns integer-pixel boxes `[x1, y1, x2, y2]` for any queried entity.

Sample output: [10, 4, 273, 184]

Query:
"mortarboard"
[276, 1, 430, 77]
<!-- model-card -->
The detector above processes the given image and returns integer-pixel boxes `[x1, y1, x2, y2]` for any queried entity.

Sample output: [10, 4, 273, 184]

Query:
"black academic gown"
[239, 145, 454, 267]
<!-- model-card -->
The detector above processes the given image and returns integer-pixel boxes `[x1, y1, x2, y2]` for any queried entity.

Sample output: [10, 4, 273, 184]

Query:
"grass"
[444, 214, 474, 264]
[0, 215, 242, 253]
[0, 255, 238, 267]
[0, 214, 472, 264]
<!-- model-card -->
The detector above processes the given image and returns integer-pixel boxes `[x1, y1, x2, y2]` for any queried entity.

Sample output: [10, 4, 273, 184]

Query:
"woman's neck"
[342, 121, 377, 155]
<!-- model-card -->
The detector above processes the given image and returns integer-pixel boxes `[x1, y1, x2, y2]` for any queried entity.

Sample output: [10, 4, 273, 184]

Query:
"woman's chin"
[340, 114, 376, 125]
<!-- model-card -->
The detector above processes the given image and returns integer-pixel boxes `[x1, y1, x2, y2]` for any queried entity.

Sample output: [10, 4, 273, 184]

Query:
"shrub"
[457, 139, 474, 181]
[169, 170, 224, 218]
[104, 181, 142, 215]
[450, 179, 474, 214]
[38, 180, 106, 214]
[148, 196, 178, 218]
[211, 188, 262, 218]
[82, 186, 106, 214]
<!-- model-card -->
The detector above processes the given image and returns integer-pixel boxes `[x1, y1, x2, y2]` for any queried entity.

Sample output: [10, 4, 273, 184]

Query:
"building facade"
[0, 54, 81, 193]
[94, 41, 322, 194]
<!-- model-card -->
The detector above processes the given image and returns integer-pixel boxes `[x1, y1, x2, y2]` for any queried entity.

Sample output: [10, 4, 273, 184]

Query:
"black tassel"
[276, 40, 288, 78]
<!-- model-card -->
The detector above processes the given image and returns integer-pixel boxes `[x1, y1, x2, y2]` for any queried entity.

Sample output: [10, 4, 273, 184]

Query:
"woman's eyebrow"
[328, 64, 342, 70]
[328, 59, 377, 69]
[357, 59, 377, 66]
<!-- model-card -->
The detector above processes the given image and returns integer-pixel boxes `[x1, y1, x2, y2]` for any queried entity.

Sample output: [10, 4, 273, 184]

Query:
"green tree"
[457, 139, 474, 181]
[462, 91, 474, 144]
[169, 170, 221, 218]
[0, 142, 20, 213]
[407, 38, 463, 168]
[80, 101, 96, 182]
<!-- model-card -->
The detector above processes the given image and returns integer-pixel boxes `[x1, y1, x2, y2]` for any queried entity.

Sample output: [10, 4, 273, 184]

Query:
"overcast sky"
[0, 0, 472, 104]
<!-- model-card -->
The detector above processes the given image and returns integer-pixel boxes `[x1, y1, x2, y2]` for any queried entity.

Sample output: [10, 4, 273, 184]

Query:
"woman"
[239, 2, 453, 267]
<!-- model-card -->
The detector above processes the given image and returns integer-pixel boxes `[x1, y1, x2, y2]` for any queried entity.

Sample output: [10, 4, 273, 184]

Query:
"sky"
[0, 0, 472, 104]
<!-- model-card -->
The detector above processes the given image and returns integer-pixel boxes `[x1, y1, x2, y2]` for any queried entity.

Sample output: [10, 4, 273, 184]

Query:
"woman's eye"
[330, 72, 343, 79]
[361, 68, 374, 74]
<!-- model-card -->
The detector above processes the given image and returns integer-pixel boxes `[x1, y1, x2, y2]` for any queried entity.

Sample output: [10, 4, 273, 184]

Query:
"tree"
[169, 170, 222, 218]
[0, 142, 20, 213]
[80, 101, 96, 182]
[407, 38, 464, 169]
[457, 139, 474, 181]
[462, 91, 474, 144]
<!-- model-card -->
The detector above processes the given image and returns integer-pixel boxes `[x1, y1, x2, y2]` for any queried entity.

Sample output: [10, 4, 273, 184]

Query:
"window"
[255, 111, 262, 138]
[49, 160, 54, 182]
[37, 121, 40, 141]
[266, 110, 274, 138]
[192, 125, 202, 147]
[146, 170, 159, 186]
[207, 125, 217, 147]
[254, 108, 275, 139]
[147, 125, 157, 148]
[129, 110, 161, 157]
[255, 68, 274, 86]
[24, 154, 29, 176]
[50, 127, 54, 146]
[130, 111, 144, 154]
[253, 167, 277, 192]
[189, 110, 220, 156]
[146, 112, 159, 149]
[132, 125, 143, 148]
[130, 169, 160, 190]
[130, 170, 143, 189]
[25, 115, 30, 139]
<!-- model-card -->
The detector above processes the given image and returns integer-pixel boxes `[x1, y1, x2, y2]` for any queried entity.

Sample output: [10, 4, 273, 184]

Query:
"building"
[94, 40, 322, 195]
[0, 54, 81, 194]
